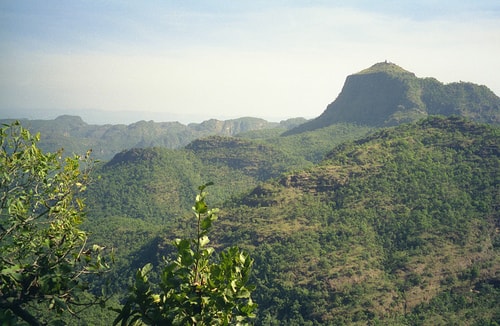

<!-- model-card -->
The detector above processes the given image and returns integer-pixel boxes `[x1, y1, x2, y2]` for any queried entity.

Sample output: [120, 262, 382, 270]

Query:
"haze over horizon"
[1, 1, 499, 125]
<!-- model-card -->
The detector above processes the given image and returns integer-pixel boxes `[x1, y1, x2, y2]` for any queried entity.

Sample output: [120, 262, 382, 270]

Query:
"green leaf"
[0, 265, 23, 281]
[140, 263, 153, 277]
[194, 200, 208, 214]
[201, 216, 213, 230]
[199, 235, 210, 247]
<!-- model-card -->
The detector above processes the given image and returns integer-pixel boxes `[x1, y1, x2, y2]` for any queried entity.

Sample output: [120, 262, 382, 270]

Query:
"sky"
[1, 1, 499, 124]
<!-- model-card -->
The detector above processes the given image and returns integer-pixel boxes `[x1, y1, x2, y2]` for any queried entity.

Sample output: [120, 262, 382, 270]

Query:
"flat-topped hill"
[286, 62, 500, 134]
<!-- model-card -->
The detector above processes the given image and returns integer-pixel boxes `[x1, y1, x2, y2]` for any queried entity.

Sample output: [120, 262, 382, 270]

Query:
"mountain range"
[0, 115, 305, 161]
[2, 62, 499, 161]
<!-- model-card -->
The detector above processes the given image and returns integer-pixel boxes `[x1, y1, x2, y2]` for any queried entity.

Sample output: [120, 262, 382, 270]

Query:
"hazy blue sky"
[1, 1, 499, 124]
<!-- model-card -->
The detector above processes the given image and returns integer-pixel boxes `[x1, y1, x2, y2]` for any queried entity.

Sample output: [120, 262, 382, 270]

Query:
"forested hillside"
[221, 116, 499, 324]
[81, 116, 499, 325]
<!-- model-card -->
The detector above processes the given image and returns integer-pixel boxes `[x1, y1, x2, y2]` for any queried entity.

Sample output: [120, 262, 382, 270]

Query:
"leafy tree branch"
[0, 121, 111, 325]
[114, 183, 257, 325]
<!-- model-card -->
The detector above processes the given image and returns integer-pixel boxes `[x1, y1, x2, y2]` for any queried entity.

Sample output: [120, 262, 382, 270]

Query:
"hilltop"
[286, 62, 500, 134]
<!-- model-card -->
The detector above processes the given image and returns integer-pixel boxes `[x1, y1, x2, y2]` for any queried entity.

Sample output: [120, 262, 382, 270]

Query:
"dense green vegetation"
[222, 116, 499, 324]
[76, 115, 499, 325]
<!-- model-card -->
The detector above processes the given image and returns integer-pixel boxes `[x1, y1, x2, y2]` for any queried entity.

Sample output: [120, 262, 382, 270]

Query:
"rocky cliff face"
[286, 62, 500, 134]
[321, 68, 425, 126]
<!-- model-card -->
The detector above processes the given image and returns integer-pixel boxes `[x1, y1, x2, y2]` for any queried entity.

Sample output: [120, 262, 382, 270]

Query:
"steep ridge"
[285, 62, 500, 134]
